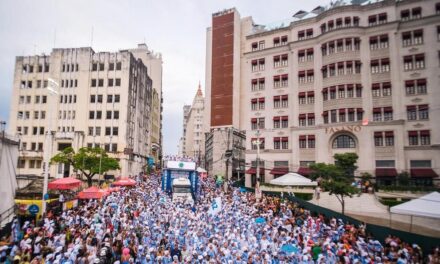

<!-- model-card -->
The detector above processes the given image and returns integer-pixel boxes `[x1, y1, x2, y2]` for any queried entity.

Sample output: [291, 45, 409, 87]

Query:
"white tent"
[390, 192, 440, 219]
[270, 172, 317, 186]
[197, 167, 207, 173]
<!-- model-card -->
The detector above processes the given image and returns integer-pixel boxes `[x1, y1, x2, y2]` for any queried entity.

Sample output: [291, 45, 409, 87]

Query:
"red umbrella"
[112, 177, 136, 187]
[77, 186, 109, 199]
[48, 177, 82, 190]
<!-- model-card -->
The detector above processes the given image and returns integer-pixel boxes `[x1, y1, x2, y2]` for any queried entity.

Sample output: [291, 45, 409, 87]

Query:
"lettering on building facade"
[325, 125, 361, 134]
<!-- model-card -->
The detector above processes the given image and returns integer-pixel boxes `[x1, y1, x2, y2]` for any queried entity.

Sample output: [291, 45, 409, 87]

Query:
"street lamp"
[252, 129, 262, 201]
[42, 78, 59, 215]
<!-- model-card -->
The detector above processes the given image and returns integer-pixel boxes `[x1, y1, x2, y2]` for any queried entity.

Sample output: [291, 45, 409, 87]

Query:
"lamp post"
[252, 128, 262, 201]
[42, 78, 59, 215]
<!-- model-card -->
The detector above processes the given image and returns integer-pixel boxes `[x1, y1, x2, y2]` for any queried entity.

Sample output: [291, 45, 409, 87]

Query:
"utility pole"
[224, 128, 232, 192]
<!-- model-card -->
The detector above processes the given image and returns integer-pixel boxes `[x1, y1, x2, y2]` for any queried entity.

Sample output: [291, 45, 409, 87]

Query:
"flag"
[362, 118, 369, 126]
[208, 197, 222, 215]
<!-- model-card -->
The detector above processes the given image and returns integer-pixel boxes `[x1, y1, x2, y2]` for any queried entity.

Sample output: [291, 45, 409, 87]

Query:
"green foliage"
[309, 163, 342, 180]
[334, 153, 358, 178]
[309, 153, 360, 215]
[397, 171, 410, 186]
[360, 172, 373, 182]
[379, 198, 409, 207]
[378, 185, 440, 192]
[51, 147, 120, 186]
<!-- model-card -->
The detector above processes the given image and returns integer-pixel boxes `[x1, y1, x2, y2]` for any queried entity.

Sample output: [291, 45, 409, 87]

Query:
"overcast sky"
[0, 0, 323, 155]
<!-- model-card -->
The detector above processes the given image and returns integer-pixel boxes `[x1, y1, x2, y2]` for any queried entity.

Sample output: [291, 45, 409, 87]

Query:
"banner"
[208, 197, 222, 215]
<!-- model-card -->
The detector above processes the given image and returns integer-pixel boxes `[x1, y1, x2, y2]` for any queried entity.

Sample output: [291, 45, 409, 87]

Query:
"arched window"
[332, 134, 356, 148]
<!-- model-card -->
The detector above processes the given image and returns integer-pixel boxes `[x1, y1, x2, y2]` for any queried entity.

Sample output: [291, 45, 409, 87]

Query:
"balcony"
[322, 50, 360, 66]
[20, 150, 43, 158]
[322, 74, 361, 87]
[323, 97, 362, 111]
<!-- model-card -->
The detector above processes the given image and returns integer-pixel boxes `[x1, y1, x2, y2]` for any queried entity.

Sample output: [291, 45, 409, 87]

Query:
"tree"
[51, 147, 120, 187]
[309, 153, 360, 215]
[334, 153, 358, 178]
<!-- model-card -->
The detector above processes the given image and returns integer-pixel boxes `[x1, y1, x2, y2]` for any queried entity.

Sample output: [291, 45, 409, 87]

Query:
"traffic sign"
[28, 204, 39, 215]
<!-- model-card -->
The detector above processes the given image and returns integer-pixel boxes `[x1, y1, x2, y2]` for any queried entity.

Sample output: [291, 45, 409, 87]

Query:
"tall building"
[205, 8, 246, 179]
[8, 45, 162, 183]
[181, 84, 206, 165]
[129, 44, 163, 166]
[205, 0, 440, 187]
[178, 105, 191, 156]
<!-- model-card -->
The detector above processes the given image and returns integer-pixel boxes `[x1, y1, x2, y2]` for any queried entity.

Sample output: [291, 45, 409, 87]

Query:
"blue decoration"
[255, 217, 266, 224]
[28, 204, 39, 215]
[280, 244, 298, 254]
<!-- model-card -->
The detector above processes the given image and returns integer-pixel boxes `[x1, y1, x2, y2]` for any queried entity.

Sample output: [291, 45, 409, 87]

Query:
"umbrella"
[255, 217, 266, 224]
[48, 177, 81, 190]
[112, 177, 136, 187]
[77, 186, 109, 199]
[281, 244, 298, 254]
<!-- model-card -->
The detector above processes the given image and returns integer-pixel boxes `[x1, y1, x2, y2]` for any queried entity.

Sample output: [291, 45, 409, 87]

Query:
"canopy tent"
[270, 172, 317, 186]
[48, 177, 82, 190]
[390, 192, 440, 219]
[112, 177, 136, 187]
[77, 186, 109, 199]
[196, 167, 207, 173]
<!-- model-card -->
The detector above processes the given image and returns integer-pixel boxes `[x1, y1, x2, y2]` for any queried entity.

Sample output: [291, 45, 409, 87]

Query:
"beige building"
[8, 44, 163, 183]
[180, 84, 206, 165]
[205, 0, 440, 187]
[178, 105, 191, 156]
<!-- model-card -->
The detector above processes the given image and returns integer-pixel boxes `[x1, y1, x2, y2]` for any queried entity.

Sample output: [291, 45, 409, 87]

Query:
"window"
[109, 63, 115, 71]
[116, 62, 122, 70]
[383, 107, 393, 121]
[374, 132, 384, 146]
[91, 79, 97, 87]
[307, 113, 315, 126]
[98, 79, 104, 87]
[385, 131, 394, 146]
[376, 160, 395, 167]
[106, 111, 112, 119]
[418, 105, 429, 120]
[114, 94, 120, 102]
[299, 114, 307, 126]
[408, 131, 419, 145]
[332, 135, 356, 148]
[373, 108, 382, 122]
[331, 110, 337, 123]
[414, 54, 425, 69]
[251, 59, 265, 72]
[307, 92, 314, 104]
[92, 63, 98, 71]
[108, 79, 114, 87]
[105, 127, 111, 136]
[251, 138, 265, 150]
[281, 116, 288, 128]
[410, 160, 431, 168]
[99, 63, 104, 71]
[299, 136, 307, 149]
[273, 117, 280, 129]
[115, 78, 121, 86]
[90, 95, 96, 103]
[114, 111, 119, 119]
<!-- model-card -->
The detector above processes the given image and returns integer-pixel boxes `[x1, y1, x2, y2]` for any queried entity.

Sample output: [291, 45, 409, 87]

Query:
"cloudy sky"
[0, 0, 323, 155]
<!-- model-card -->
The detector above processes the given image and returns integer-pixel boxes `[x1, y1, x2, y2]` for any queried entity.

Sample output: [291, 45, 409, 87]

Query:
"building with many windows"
[180, 84, 206, 164]
[178, 105, 191, 156]
[205, 0, 440, 188]
[8, 44, 162, 183]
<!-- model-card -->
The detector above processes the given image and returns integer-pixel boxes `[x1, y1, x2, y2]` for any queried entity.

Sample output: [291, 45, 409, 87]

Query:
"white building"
[205, 1, 440, 187]
[182, 84, 206, 164]
[8, 45, 163, 184]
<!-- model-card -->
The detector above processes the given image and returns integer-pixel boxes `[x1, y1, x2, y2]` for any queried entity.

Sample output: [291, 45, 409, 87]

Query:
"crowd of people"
[0, 174, 439, 264]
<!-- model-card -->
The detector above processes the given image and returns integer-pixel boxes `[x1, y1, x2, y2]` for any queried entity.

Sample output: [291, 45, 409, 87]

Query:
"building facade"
[182, 84, 206, 165]
[178, 105, 191, 156]
[8, 45, 162, 182]
[205, 0, 440, 187]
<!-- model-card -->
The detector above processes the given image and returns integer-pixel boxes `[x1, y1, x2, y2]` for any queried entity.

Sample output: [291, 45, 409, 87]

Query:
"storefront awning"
[410, 169, 438, 178]
[375, 168, 397, 177]
[245, 167, 265, 174]
[270, 167, 289, 175]
[297, 167, 313, 176]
